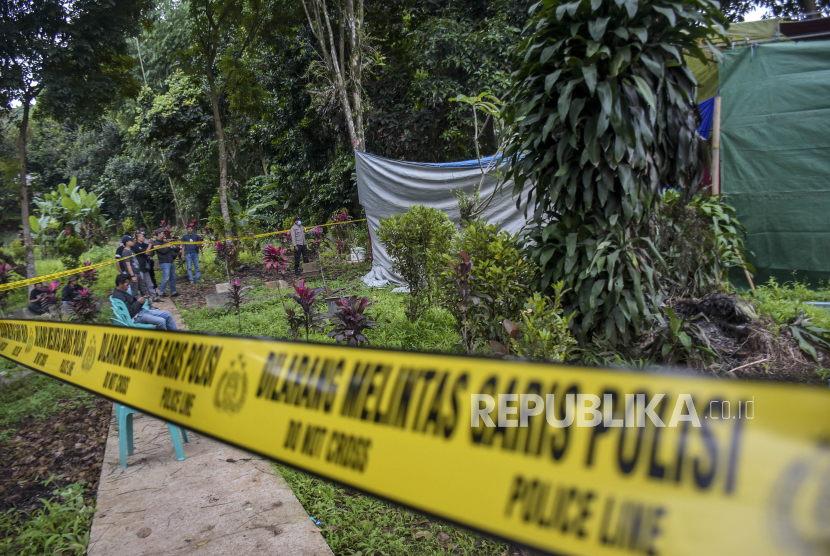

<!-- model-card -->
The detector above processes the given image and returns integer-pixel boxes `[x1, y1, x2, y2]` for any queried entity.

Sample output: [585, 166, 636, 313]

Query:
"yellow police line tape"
[0, 318, 827, 556]
[0, 219, 367, 293]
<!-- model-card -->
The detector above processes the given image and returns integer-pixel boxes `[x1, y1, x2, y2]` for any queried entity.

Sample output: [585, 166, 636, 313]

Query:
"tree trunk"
[799, 0, 819, 17]
[206, 64, 232, 231]
[302, 0, 365, 152]
[17, 94, 36, 286]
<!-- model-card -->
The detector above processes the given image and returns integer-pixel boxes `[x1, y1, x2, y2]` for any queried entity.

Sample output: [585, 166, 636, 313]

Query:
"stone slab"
[216, 282, 232, 294]
[87, 414, 333, 556]
[206, 292, 230, 310]
[12, 308, 40, 319]
[264, 280, 289, 290]
[302, 262, 317, 272]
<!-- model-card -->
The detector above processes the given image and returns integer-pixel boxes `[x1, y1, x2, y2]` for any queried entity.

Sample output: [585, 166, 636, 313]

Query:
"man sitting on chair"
[112, 274, 178, 331]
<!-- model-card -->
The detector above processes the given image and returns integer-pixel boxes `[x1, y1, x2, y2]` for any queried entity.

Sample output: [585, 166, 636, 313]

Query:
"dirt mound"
[670, 293, 823, 383]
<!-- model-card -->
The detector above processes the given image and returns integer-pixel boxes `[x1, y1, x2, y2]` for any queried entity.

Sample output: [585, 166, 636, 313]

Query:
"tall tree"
[301, 0, 374, 152]
[0, 0, 150, 280]
[186, 0, 264, 231]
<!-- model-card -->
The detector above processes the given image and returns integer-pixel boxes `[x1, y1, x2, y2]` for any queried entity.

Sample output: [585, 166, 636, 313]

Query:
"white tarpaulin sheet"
[356, 150, 528, 288]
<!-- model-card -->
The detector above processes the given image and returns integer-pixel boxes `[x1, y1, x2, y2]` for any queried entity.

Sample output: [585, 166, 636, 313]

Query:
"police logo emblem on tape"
[81, 336, 97, 372]
[768, 444, 830, 555]
[214, 354, 248, 413]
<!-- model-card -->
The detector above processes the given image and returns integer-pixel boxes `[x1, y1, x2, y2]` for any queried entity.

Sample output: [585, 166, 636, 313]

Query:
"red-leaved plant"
[224, 278, 252, 333]
[326, 296, 376, 347]
[262, 244, 289, 275]
[446, 251, 491, 354]
[79, 261, 98, 288]
[287, 279, 326, 340]
[70, 288, 100, 323]
[41, 280, 61, 312]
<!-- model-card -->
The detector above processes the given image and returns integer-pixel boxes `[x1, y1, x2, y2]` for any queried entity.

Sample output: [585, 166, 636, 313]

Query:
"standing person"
[153, 229, 180, 297]
[61, 275, 82, 317]
[120, 235, 146, 297]
[27, 282, 48, 315]
[115, 238, 125, 273]
[291, 217, 308, 275]
[180, 224, 202, 284]
[133, 232, 159, 302]
[112, 274, 178, 330]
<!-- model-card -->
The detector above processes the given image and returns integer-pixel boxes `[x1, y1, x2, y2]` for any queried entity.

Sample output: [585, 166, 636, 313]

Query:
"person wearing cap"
[61, 275, 83, 317]
[112, 274, 178, 330]
[290, 217, 308, 275]
[119, 235, 143, 294]
[180, 224, 202, 284]
[133, 231, 159, 302]
[152, 228, 180, 297]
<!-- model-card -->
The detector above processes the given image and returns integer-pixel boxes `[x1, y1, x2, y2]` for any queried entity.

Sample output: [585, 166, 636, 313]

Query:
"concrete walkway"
[88, 292, 333, 555]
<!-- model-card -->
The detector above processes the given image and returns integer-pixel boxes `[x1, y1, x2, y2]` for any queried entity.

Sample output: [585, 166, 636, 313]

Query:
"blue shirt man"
[180, 225, 202, 284]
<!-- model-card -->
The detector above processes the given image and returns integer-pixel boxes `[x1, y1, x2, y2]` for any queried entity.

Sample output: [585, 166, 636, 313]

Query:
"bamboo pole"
[734, 247, 756, 295]
[711, 95, 722, 195]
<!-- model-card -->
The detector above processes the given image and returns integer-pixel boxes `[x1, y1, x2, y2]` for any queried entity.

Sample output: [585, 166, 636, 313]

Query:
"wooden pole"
[711, 95, 722, 195]
[734, 247, 756, 295]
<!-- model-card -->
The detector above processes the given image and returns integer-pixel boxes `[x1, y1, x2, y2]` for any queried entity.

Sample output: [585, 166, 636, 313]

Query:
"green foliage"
[504, 0, 726, 345]
[30, 178, 110, 251]
[0, 480, 93, 556]
[60, 236, 88, 270]
[9, 241, 26, 263]
[83, 245, 115, 265]
[436, 219, 535, 345]
[648, 306, 717, 365]
[505, 287, 577, 361]
[377, 206, 456, 320]
[751, 277, 830, 361]
[655, 191, 751, 297]
[121, 217, 137, 234]
[365, 1, 526, 162]
[206, 196, 277, 240]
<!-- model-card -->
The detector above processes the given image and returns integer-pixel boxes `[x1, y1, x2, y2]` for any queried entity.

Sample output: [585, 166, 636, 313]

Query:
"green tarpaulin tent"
[720, 41, 830, 287]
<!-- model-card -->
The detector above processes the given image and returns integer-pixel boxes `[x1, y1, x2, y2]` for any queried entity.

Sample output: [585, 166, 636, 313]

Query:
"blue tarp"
[698, 96, 715, 140]
[355, 151, 504, 169]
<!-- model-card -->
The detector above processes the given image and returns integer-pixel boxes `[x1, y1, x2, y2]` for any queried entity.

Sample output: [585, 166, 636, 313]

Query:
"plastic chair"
[116, 403, 189, 468]
[108, 297, 190, 467]
[109, 296, 153, 328]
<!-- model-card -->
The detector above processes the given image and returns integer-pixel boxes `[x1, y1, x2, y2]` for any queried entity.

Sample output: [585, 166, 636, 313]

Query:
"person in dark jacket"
[61, 275, 83, 318]
[152, 229, 181, 297]
[133, 231, 158, 301]
[180, 224, 202, 284]
[112, 274, 177, 330]
[28, 282, 49, 315]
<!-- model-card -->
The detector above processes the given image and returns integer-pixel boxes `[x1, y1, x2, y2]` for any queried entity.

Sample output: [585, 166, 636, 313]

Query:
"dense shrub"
[505, 287, 577, 361]
[60, 236, 88, 270]
[504, 0, 725, 345]
[377, 205, 455, 320]
[9, 240, 26, 262]
[654, 191, 750, 298]
[82, 245, 113, 265]
[436, 219, 536, 346]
